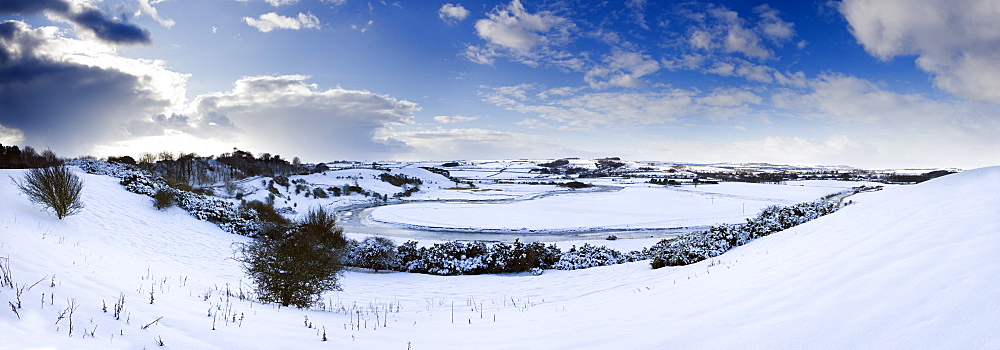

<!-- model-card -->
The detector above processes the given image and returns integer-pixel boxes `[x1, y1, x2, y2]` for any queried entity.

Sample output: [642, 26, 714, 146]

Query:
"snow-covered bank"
[1, 167, 997, 348]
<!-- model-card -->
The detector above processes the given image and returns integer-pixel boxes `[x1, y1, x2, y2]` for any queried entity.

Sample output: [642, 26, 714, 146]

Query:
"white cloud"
[626, 0, 650, 30]
[265, 0, 299, 7]
[482, 84, 762, 128]
[840, 0, 1000, 103]
[389, 128, 577, 161]
[474, 0, 566, 51]
[185, 75, 419, 161]
[351, 20, 374, 33]
[438, 4, 469, 25]
[761, 73, 1000, 167]
[0, 124, 25, 145]
[434, 115, 478, 124]
[634, 135, 872, 167]
[706, 6, 771, 59]
[243, 12, 320, 32]
[462, 44, 497, 65]
[136, 0, 175, 28]
[465, 0, 576, 67]
[754, 4, 794, 43]
[584, 50, 661, 89]
[706, 59, 773, 83]
[536, 86, 579, 99]
[667, 2, 801, 80]
[516, 118, 555, 129]
[696, 87, 762, 107]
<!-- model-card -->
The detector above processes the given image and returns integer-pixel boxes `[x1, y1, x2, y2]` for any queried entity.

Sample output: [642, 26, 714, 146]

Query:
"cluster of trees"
[647, 199, 841, 268]
[648, 178, 681, 186]
[557, 181, 593, 189]
[378, 173, 423, 187]
[0, 143, 60, 169]
[104, 149, 316, 191]
[595, 157, 625, 169]
[537, 159, 570, 168]
[883, 170, 955, 184]
[694, 171, 793, 184]
[692, 169, 955, 184]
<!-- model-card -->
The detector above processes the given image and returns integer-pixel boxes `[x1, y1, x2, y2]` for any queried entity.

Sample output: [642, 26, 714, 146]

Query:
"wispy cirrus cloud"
[434, 115, 478, 124]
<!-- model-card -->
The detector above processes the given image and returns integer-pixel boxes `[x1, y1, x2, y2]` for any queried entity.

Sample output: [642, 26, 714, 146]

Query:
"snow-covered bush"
[153, 188, 176, 210]
[421, 241, 490, 275]
[351, 239, 598, 275]
[553, 244, 645, 270]
[350, 236, 400, 272]
[238, 207, 347, 308]
[649, 199, 840, 269]
[484, 240, 561, 273]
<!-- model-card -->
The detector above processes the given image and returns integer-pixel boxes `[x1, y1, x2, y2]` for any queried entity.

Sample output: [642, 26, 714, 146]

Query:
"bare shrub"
[11, 165, 84, 219]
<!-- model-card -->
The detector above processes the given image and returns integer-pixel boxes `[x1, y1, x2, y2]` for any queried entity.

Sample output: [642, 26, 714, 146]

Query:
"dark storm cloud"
[0, 0, 70, 14]
[0, 0, 151, 44]
[69, 8, 151, 44]
[0, 21, 167, 155]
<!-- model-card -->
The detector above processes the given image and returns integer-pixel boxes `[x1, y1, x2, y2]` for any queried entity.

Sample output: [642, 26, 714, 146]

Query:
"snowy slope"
[1, 167, 998, 349]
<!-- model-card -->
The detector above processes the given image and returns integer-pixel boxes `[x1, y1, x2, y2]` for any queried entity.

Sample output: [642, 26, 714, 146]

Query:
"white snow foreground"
[1, 167, 998, 349]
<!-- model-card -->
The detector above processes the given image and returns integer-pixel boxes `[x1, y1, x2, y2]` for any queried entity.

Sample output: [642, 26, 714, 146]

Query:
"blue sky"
[1, 0, 998, 169]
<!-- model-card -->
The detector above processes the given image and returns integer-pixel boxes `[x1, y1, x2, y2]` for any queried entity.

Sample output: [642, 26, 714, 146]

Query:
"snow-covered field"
[1, 166, 998, 348]
[367, 181, 871, 232]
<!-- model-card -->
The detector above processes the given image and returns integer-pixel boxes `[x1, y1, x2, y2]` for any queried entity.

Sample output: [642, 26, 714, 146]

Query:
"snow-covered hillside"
[1, 166, 997, 348]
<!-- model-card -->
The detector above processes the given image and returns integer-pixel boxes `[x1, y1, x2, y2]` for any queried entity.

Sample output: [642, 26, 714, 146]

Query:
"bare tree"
[12, 165, 84, 219]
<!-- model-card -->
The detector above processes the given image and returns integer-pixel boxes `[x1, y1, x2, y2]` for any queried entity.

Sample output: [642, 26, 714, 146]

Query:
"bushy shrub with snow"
[153, 188, 176, 210]
[649, 199, 840, 268]
[312, 187, 328, 198]
[553, 244, 647, 270]
[350, 236, 401, 272]
[484, 240, 561, 273]
[348, 238, 599, 275]
[421, 241, 491, 275]
[239, 207, 347, 308]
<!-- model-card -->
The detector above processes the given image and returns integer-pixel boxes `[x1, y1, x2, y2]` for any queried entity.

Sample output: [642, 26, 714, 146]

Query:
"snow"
[367, 181, 869, 232]
[1, 166, 998, 349]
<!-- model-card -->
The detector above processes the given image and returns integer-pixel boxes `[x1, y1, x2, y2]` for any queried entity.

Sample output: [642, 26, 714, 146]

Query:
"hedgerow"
[647, 199, 841, 268]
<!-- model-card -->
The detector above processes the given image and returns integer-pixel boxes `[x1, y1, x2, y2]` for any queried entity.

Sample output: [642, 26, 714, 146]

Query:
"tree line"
[0, 143, 61, 169]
